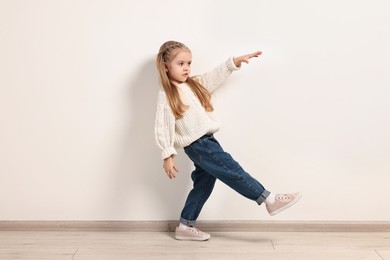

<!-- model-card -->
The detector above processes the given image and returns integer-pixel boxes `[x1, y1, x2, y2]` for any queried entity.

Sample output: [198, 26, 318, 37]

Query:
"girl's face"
[166, 50, 192, 85]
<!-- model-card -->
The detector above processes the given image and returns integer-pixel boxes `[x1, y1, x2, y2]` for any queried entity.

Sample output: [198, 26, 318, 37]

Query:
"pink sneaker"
[175, 226, 210, 241]
[266, 192, 302, 216]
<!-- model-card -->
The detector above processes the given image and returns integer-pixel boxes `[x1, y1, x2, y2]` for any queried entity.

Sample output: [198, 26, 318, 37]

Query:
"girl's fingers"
[251, 51, 262, 58]
[166, 169, 177, 179]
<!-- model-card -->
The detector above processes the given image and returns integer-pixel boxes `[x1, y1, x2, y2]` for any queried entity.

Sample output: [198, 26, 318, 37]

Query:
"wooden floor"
[0, 231, 389, 259]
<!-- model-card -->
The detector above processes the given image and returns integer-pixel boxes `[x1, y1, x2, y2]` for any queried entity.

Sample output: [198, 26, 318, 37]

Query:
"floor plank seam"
[375, 250, 384, 260]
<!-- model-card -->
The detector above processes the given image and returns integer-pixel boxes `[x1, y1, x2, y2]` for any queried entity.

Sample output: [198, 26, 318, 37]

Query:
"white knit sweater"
[154, 57, 240, 159]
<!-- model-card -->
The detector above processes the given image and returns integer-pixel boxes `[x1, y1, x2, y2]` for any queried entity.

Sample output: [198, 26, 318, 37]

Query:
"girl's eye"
[178, 62, 183, 66]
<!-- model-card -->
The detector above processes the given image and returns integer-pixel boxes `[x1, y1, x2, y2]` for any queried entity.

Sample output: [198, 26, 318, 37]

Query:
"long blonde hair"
[156, 41, 214, 119]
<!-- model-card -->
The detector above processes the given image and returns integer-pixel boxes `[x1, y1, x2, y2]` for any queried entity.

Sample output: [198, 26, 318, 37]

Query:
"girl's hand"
[163, 156, 179, 179]
[233, 51, 262, 67]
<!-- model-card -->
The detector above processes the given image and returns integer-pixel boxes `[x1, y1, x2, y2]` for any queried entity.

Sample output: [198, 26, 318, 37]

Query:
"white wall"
[1, 0, 389, 221]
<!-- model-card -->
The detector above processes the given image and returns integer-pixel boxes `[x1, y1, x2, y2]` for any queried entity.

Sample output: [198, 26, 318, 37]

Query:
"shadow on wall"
[110, 57, 192, 220]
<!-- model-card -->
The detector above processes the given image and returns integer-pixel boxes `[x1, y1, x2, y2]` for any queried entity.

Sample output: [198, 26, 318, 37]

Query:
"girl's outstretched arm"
[233, 51, 262, 67]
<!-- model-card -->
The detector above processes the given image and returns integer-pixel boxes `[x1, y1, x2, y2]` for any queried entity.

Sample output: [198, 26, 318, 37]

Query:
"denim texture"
[180, 134, 270, 226]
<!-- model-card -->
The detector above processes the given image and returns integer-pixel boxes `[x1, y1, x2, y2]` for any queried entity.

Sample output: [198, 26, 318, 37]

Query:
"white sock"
[178, 223, 189, 230]
[264, 193, 276, 205]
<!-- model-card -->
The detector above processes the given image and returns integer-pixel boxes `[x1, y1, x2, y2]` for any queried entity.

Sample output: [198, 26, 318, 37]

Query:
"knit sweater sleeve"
[154, 90, 178, 160]
[193, 56, 240, 94]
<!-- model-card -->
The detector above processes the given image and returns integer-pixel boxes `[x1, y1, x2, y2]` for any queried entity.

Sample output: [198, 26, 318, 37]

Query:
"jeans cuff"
[256, 190, 271, 205]
[180, 217, 196, 227]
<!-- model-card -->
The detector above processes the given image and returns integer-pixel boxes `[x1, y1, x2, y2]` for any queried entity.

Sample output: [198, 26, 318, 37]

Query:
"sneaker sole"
[175, 235, 210, 241]
[269, 193, 302, 216]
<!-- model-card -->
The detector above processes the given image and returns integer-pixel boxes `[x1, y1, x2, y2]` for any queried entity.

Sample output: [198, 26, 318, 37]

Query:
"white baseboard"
[0, 221, 389, 232]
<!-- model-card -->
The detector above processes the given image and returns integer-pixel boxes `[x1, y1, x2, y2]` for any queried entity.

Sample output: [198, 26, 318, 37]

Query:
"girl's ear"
[164, 62, 168, 72]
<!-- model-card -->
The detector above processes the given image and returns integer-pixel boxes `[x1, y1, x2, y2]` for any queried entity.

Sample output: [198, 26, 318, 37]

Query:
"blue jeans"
[180, 134, 270, 226]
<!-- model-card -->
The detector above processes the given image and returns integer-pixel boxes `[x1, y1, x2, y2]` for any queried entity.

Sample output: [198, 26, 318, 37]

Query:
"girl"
[154, 41, 301, 241]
